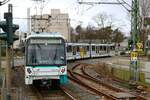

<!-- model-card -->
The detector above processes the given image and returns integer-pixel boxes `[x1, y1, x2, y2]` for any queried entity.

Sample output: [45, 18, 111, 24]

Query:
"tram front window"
[27, 44, 66, 66]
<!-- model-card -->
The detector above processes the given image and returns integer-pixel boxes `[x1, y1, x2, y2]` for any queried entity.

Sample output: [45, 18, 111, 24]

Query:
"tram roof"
[26, 32, 65, 40]
[67, 43, 90, 46]
[67, 43, 114, 46]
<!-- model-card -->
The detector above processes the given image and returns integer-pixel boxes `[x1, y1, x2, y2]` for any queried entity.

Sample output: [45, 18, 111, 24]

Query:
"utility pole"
[6, 4, 13, 100]
[130, 0, 140, 83]
[0, 40, 1, 69]
[0, 4, 19, 99]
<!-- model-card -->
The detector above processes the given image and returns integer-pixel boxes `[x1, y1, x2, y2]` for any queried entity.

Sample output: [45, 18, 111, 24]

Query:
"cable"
[116, 0, 130, 12]
[120, 0, 131, 7]
[78, 1, 125, 5]
[0, 0, 10, 6]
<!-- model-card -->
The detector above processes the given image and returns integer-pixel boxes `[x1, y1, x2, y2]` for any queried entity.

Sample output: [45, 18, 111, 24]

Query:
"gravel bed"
[64, 80, 101, 100]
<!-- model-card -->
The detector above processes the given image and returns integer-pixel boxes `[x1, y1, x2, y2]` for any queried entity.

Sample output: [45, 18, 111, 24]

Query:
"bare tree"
[112, 29, 124, 45]
[139, 0, 150, 52]
[92, 12, 114, 28]
[75, 25, 83, 40]
[140, 0, 150, 17]
[140, 0, 150, 30]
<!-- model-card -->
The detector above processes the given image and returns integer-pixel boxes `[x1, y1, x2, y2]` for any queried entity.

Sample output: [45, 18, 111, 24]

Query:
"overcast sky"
[0, 0, 131, 36]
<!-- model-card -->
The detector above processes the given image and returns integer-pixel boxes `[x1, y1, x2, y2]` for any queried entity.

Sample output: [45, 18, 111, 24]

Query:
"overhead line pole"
[6, 4, 13, 100]
[130, 0, 140, 83]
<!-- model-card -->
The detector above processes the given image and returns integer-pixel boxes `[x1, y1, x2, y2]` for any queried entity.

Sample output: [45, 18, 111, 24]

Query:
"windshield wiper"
[53, 48, 57, 63]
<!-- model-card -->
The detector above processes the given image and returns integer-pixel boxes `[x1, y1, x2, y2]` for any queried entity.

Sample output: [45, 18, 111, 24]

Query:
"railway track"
[59, 85, 79, 100]
[3, 58, 149, 100]
[68, 63, 146, 100]
[27, 85, 43, 100]
[68, 64, 117, 100]
[30, 79, 79, 99]
[80, 63, 147, 100]
[25, 83, 78, 100]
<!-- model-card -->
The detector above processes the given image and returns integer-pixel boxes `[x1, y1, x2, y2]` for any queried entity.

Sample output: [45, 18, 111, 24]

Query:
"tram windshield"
[26, 38, 66, 66]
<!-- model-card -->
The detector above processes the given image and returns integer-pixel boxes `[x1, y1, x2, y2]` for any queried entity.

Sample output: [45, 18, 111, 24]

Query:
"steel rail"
[73, 71, 121, 92]
[59, 85, 79, 100]
[29, 85, 43, 100]
[68, 66, 117, 100]
[80, 64, 123, 92]
[81, 63, 146, 100]
[78, 1, 125, 5]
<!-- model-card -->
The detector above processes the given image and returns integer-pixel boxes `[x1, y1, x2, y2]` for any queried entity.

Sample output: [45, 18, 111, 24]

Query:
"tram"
[25, 32, 67, 85]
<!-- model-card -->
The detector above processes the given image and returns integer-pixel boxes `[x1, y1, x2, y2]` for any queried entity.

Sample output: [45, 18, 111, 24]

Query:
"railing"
[0, 75, 30, 100]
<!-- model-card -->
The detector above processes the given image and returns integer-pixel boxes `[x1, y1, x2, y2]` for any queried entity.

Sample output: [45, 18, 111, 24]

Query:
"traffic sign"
[131, 51, 138, 61]
[136, 42, 143, 52]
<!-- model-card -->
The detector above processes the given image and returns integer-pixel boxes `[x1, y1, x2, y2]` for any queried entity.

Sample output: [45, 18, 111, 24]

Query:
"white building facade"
[31, 9, 70, 41]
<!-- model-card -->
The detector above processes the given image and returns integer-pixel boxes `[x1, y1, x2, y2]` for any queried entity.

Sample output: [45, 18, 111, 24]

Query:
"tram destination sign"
[30, 39, 62, 44]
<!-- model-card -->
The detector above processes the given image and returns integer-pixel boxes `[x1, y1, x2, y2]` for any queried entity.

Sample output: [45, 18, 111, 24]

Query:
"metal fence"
[1, 88, 32, 100]
[144, 71, 150, 84]
[0, 74, 30, 100]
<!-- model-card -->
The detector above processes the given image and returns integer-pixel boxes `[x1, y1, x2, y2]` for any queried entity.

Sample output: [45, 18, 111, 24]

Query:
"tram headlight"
[60, 66, 66, 74]
[61, 68, 65, 73]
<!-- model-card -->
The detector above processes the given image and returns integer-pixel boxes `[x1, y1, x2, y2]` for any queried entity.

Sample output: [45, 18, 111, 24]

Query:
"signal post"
[0, 4, 19, 99]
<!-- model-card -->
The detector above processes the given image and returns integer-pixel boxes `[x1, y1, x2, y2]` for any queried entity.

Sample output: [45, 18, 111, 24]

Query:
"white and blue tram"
[66, 43, 115, 60]
[25, 32, 67, 85]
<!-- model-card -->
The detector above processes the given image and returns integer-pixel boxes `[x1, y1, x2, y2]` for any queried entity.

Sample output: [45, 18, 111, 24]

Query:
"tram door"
[79, 46, 84, 58]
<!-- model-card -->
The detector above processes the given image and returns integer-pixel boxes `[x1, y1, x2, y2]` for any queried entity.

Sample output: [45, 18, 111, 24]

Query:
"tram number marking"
[30, 39, 62, 44]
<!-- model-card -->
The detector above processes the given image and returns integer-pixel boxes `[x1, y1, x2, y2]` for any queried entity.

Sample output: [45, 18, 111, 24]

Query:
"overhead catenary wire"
[116, 0, 131, 12]
[0, 0, 10, 6]
[77, 0, 131, 12]
[120, 0, 131, 7]
[78, 1, 125, 5]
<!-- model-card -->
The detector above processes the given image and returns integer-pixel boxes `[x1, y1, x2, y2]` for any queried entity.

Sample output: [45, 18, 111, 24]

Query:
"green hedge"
[112, 67, 145, 83]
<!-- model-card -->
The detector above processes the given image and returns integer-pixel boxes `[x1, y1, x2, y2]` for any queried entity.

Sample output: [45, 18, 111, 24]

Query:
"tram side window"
[101, 46, 103, 51]
[111, 46, 113, 50]
[110, 46, 112, 50]
[84, 46, 87, 54]
[104, 46, 106, 51]
[92, 46, 95, 51]
[95, 46, 97, 53]
[106, 46, 109, 53]
[67, 46, 72, 52]
[87, 46, 89, 51]
[148, 41, 150, 49]
[96, 46, 99, 53]
[77, 46, 80, 52]
[73, 46, 76, 55]
[146, 42, 148, 48]
[112, 46, 115, 50]
[98, 46, 100, 53]
[111, 46, 114, 50]
[100, 46, 102, 51]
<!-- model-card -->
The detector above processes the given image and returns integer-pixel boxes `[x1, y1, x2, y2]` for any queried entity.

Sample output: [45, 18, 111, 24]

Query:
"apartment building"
[31, 9, 70, 41]
[13, 31, 28, 49]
